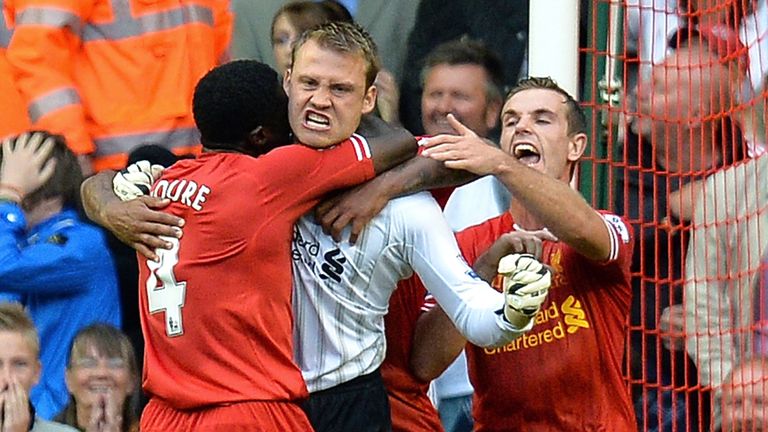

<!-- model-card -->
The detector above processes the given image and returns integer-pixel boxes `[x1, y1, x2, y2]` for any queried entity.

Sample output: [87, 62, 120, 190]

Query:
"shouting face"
[500, 88, 586, 182]
[284, 39, 377, 148]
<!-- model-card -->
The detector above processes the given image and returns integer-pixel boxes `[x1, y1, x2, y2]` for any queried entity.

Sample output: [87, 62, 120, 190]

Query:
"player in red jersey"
[381, 277, 444, 432]
[81, 22, 417, 432]
[415, 77, 636, 431]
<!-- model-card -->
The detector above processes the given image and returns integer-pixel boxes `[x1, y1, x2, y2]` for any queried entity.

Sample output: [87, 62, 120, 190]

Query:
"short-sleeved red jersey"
[456, 211, 636, 432]
[382, 276, 443, 432]
[138, 139, 374, 409]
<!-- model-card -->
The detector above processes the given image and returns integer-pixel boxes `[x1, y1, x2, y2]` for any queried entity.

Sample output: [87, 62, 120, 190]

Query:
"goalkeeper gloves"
[113, 160, 164, 202]
[498, 253, 551, 326]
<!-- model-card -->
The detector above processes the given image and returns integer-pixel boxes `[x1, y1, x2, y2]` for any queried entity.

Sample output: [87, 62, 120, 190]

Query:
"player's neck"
[509, 203, 544, 231]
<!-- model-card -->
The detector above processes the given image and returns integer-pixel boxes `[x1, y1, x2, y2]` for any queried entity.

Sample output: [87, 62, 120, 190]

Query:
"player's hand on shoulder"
[315, 181, 392, 244]
[498, 253, 552, 327]
[103, 197, 183, 260]
[108, 160, 182, 260]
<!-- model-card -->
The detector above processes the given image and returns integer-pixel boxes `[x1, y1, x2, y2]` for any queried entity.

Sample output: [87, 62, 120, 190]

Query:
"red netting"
[581, 1, 767, 430]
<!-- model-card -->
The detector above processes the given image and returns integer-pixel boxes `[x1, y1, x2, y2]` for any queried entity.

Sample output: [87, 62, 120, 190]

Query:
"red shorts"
[141, 398, 313, 431]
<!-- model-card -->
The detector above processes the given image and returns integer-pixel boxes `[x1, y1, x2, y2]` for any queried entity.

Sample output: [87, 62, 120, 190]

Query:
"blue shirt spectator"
[0, 132, 120, 419]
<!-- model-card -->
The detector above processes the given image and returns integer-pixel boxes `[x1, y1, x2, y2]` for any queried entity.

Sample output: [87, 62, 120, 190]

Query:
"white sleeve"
[397, 194, 532, 347]
[684, 174, 733, 388]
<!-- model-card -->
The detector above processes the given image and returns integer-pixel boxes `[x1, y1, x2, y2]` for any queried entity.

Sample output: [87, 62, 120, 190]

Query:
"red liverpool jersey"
[382, 276, 443, 432]
[138, 139, 373, 408]
[456, 211, 636, 432]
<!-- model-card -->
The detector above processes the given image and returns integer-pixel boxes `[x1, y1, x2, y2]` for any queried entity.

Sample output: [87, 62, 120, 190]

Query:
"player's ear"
[283, 68, 292, 94]
[567, 132, 587, 162]
[361, 84, 377, 115]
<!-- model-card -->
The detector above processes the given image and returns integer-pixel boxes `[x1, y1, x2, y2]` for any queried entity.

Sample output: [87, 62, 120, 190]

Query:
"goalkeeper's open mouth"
[512, 142, 541, 166]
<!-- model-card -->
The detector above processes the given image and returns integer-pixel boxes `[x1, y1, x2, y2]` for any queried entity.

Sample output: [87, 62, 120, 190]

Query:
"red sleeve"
[597, 210, 634, 266]
[259, 134, 375, 200]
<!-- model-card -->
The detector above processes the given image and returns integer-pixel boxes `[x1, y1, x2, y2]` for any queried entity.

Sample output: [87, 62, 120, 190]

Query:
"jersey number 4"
[146, 236, 187, 337]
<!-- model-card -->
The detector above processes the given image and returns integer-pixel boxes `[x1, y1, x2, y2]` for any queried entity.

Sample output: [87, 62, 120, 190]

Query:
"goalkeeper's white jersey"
[291, 192, 528, 392]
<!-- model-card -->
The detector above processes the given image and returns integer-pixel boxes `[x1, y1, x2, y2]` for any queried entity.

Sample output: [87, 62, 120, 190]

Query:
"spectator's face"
[65, 344, 135, 410]
[499, 88, 584, 182]
[421, 64, 500, 137]
[284, 39, 377, 148]
[0, 331, 40, 394]
[721, 363, 768, 431]
[633, 46, 722, 139]
[272, 13, 299, 77]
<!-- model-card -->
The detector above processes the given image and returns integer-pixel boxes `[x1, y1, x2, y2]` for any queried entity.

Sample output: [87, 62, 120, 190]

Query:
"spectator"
[617, 25, 746, 431]
[0, 131, 120, 419]
[0, 302, 78, 432]
[428, 39, 511, 229]
[0, 0, 30, 139]
[684, 153, 768, 429]
[269, 1, 352, 78]
[55, 324, 139, 432]
[232, 0, 417, 83]
[5, 0, 232, 172]
[739, 0, 767, 95]
[718, 356, 768, 431]
[625, 0, 682, 67]
[415, 77, 636, 430]
[399, 0, 530, 135]
[756, 244, 768, 356]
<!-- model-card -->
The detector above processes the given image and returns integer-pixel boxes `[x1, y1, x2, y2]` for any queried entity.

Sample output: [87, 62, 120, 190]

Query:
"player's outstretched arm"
[421, 115, 612, 262]
[81, 163, 183, 260]
[411, 233, 552, 380]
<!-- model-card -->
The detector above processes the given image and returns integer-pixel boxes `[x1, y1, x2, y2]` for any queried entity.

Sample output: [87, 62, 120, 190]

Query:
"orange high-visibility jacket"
[6, 0, 232, 171]
[0, 1, 30, 139]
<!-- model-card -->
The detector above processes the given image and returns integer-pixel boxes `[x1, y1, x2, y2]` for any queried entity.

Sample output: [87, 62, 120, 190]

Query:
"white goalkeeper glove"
[113, 160, 164, 202]
[498, 253, 551, 325]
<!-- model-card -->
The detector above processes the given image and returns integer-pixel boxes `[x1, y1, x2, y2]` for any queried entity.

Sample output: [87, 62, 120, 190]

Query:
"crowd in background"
[1, 0, 767, 431]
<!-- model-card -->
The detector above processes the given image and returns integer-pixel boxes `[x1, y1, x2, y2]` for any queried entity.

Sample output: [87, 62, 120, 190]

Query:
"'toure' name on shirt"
[152, 179, 211, 211]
